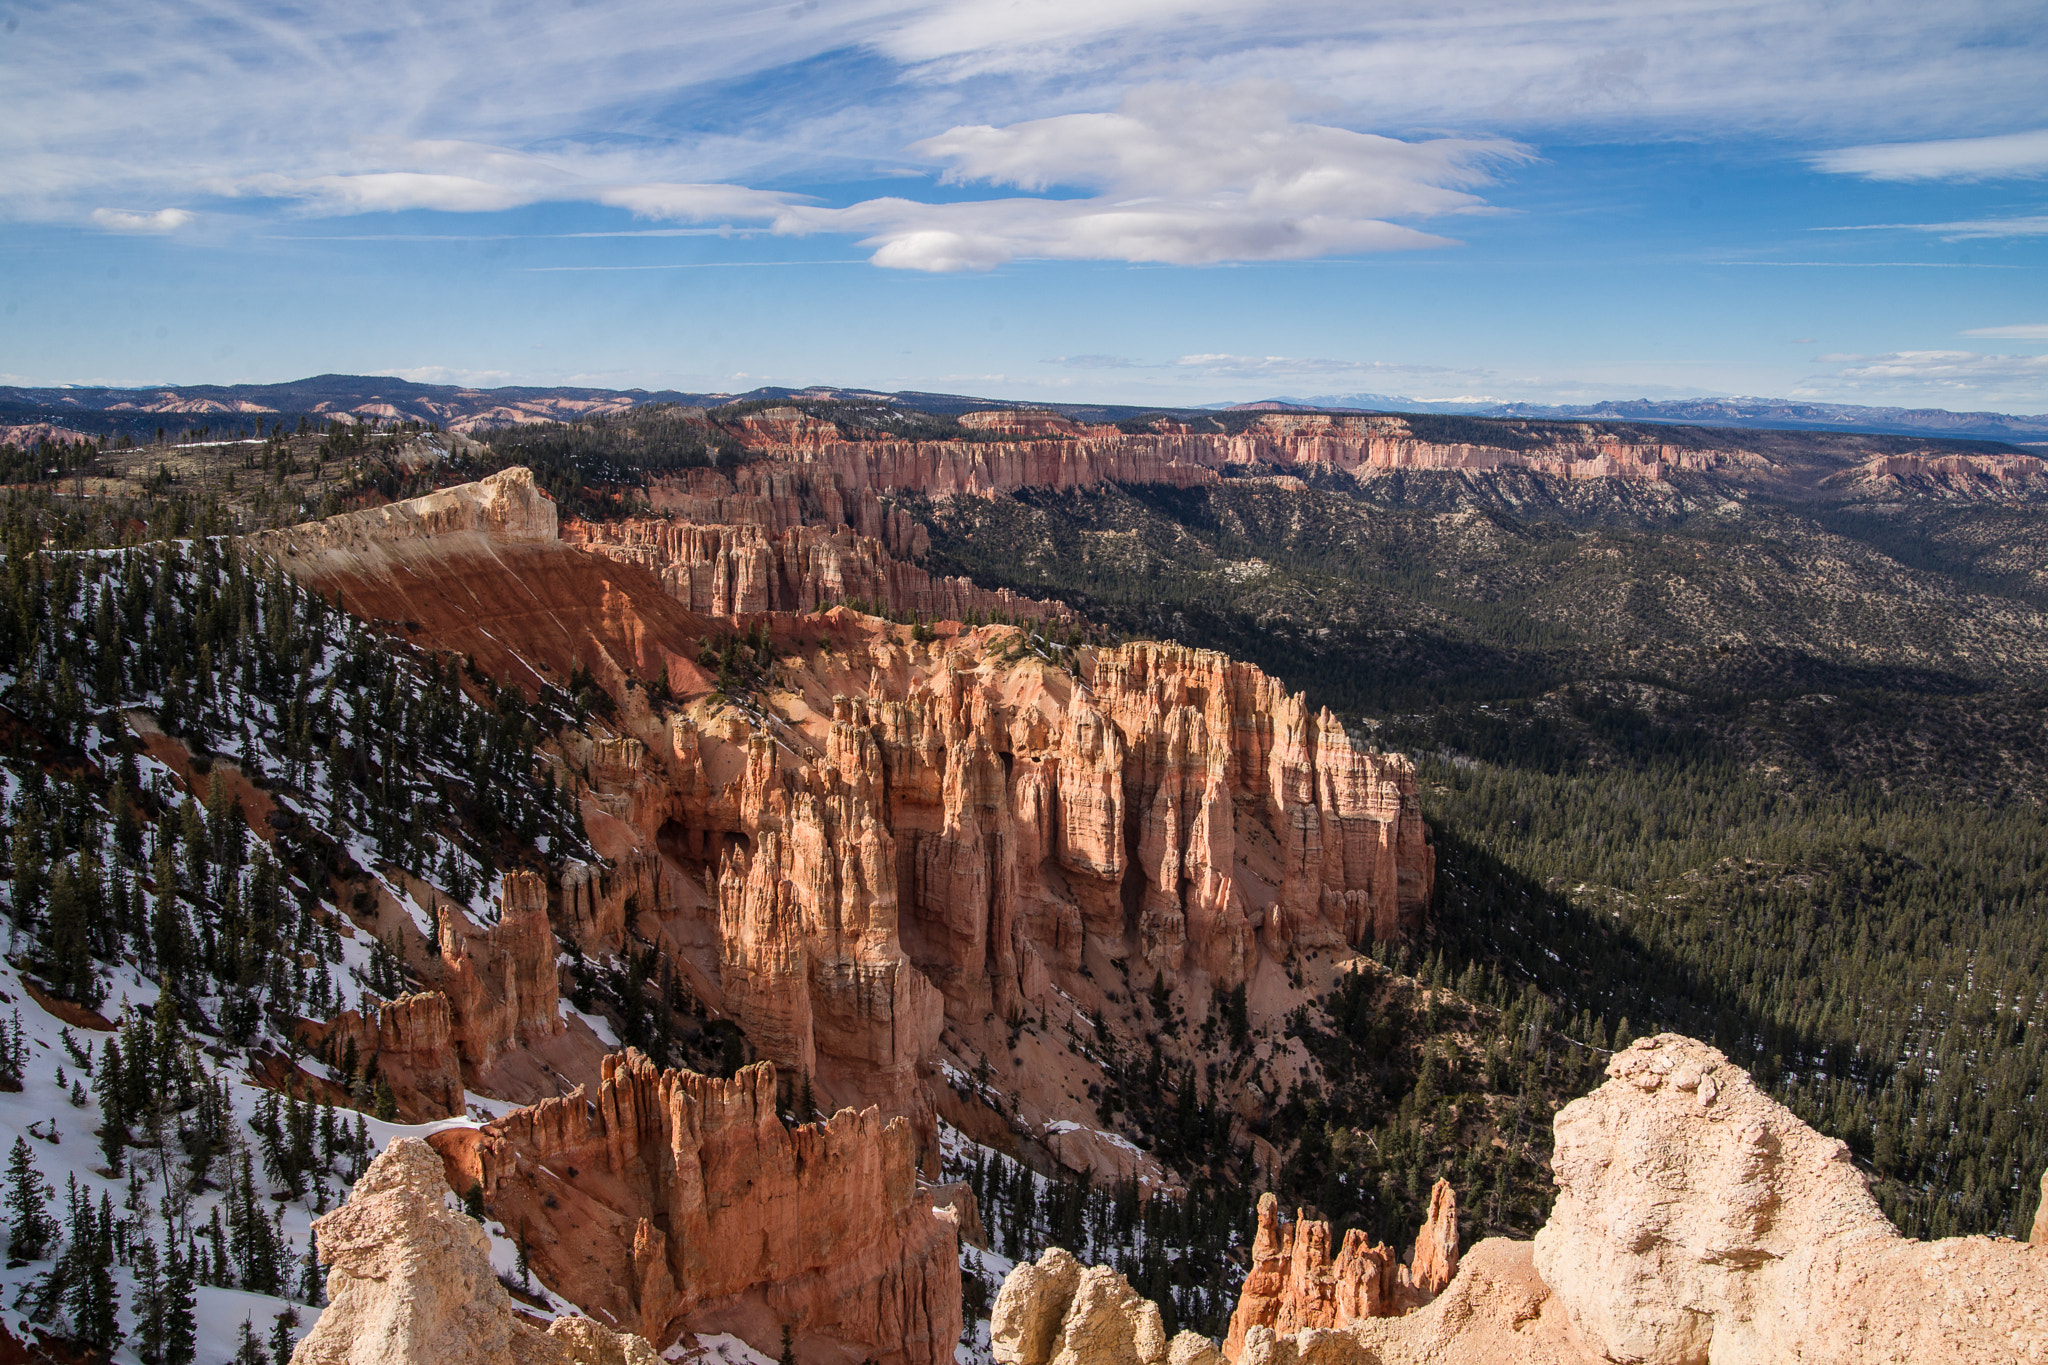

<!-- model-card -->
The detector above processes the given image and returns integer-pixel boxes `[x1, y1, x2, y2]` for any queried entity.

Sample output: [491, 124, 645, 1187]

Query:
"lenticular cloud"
[767, 84, 1530, 270]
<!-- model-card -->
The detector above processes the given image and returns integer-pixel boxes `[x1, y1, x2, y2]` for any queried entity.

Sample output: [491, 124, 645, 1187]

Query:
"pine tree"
[269, 1307, 301, 1365]
[161, 1245, 198, 1365]
[234, 1317, 267, 1365]
[6, 1136, 56, 1260]
[132, 1238, 166, 1365]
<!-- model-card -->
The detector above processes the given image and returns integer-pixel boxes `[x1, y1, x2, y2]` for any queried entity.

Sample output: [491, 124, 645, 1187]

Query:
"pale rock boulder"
[991, 1248, 1222, 1365]
[1534, 1033, 2048, 1365]
[291, 1136, 657, 1365]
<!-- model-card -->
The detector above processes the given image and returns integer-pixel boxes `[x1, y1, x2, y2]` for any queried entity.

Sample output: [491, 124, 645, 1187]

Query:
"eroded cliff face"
[569, 515, 1071, 624]
[427, 1052, 961, 1365]
[561, 622, 1432, 1177]
[260, 465, 1435, 1185]
[319, 869, 595, 1117]
[1217, 1034, 2048, 1365]
[720, 411, 1762, 499]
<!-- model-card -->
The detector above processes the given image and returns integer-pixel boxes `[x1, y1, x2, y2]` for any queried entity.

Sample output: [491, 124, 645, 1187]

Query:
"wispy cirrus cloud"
[89, 207, 195, 233]
[1812, 128, 2048, 181]
[1814, 214, 2048, 240]
[1804, 350, 2048, 402]
[9, 0, 2048, 268]
[1962, 324, 2048, 340]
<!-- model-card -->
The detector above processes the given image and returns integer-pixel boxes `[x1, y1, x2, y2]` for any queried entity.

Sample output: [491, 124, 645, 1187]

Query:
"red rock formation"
[320, 991, 465, 1119]
[567, 516, 1069, 624]
[263, 469, 1435, 1190]
[712, 412, 1760, 502]
[433, 870, 565, 1082]
[1407, 1179, 1459, 1299]
[250, 465, 723, 698]
[1222, 1184, 1461, 1361]
[427, 1052, 961, 1365]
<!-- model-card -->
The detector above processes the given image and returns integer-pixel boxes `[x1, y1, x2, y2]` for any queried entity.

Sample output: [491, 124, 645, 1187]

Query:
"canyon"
[242, 463, 1431, 1362]
[264, 466, 1434, 1158]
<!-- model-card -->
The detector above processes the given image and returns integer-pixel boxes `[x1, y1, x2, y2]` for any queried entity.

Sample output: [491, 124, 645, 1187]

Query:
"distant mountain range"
[1234, 393, 2048, 445]
[5, 373, 2045, 448]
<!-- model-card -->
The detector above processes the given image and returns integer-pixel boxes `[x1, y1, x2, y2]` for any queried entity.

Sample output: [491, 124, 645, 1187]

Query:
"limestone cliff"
[567, 627, 1431, 1172]
[427, 1052, 961, 1365]
[259, 467, 1435, 1188]
[291, 1136, 658, 1365]
[568, 515, 1070, 624]
[723, 411, 1761, 500]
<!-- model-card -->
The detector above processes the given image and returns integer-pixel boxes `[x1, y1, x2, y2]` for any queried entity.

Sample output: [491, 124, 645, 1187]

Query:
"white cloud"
[1962, 324, 2048, 340]
[9, 0, 2047, 240]
[386, 366, 516, 385]
[1812, 128, 2048, 180]
[89, 207, 194, 233]
[1814, 214, 2048, 239]
[596, 183, 801, 221]
[1175, 353, 1468, 378]
[760, 84, 1521, 270]
[1806, 351, 2048, 401]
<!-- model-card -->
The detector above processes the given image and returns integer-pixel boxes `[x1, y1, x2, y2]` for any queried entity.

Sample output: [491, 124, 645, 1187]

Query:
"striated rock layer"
[291, 1136, 659, 1365]
[725, 410, 1762, 498]
[569, 631, 1432, 1158]
[260, 467, 1433, 1178]
[427, 1051, 961, 1365]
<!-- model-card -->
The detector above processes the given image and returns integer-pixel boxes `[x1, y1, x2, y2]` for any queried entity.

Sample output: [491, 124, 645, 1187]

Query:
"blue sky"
[3, 0, 2046, 409]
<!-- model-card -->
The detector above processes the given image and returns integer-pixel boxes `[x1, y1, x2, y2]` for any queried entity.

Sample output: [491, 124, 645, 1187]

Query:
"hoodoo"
[262, 467, 1434, 1186]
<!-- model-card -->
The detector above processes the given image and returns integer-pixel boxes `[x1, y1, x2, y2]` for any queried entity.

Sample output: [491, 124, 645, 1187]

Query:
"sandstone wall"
[721, 412, 1760, 500]
[427, 1052, 961, 1365]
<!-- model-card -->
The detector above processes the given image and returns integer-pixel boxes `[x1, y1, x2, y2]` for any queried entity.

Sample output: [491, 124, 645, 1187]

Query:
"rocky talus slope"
[291, 1137, 660, 1365]
[427, 1051, 962, 1365]
[1206, 1034, 2048, 1365]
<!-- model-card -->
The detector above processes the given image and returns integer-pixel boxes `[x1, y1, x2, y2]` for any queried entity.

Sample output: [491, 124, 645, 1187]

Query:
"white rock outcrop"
[1534, 1033, 2048, 1364]
[291, 1136, 659, 1365]
[991, 1248, 1222, 1365]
